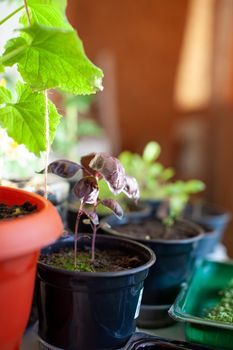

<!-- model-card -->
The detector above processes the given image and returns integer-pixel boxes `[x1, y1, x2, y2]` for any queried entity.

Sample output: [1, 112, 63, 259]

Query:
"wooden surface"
[66, 0, 233, 256]
[67, 0, 188, 163]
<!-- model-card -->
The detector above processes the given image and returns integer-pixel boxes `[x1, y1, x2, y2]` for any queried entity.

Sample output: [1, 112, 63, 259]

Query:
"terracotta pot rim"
[0, 186, 63, 261]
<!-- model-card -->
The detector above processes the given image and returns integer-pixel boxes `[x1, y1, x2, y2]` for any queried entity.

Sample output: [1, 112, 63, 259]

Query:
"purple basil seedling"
[41, 153, 139, 266]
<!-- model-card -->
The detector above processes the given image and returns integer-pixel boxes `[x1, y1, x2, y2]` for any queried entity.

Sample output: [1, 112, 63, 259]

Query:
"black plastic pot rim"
[188, 202, 231, 219]
[101, 218, 204, 245]
[203, 210, 231, 219]
[140, 303, 171, 310]
[38, 234, 156, 279]
[140, 198, 163, 202]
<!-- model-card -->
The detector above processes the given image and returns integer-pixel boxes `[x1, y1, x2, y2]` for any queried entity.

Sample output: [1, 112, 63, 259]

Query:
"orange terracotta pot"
[0, 186, 63, 350]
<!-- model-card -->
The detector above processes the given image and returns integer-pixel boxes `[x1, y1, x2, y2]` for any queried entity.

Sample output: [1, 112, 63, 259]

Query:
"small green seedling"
[119, 141, 174, 200]
[119, 141, 205, 227]
[161, 179, 205, 227]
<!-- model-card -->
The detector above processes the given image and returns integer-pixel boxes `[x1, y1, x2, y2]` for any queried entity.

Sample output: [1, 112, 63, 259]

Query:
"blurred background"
[0, 0, 233, 255]
[66, 0, 233, 255]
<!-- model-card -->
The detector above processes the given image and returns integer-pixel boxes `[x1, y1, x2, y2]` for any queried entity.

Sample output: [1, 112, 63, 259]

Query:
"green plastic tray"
[169, 259, 233, 350]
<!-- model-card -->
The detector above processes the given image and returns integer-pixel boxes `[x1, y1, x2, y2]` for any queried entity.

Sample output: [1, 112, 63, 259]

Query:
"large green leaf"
[0, 82, 61, 155]
[2, 24, 104, 94]
[20, 0, 71, 28]
[0, 64, 5, 73]
[0, 86, 12, 104]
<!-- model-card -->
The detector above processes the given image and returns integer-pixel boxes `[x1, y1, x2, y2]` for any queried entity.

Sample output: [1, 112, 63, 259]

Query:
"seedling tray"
[169, 259, 233, 349]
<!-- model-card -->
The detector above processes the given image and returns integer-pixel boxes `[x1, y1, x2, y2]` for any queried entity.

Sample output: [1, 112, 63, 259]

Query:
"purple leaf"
[38, 160, 82, 178]
[81, 153, 100, 178]
[85, 211, 99, 225]
[101, 199, 124, 219]
[73, 176, 99, 204]
[89, 153, 125, 194]
[123, 175, 140, 200]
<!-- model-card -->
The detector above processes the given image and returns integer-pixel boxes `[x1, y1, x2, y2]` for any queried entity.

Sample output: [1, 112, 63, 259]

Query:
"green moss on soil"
[40, 248, 142, 273]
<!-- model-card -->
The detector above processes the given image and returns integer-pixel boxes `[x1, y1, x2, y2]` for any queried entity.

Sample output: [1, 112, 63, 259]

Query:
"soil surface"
[114, 219, 199, 240]
[0, 202, 37, 220]
[40, 247, 142, 272]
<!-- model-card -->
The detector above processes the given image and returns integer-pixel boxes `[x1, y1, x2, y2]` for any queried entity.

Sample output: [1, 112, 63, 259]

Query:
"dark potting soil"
[0, 201, 37, 220]
[114, 219, 198, 240]
[40, 247, 142, 273]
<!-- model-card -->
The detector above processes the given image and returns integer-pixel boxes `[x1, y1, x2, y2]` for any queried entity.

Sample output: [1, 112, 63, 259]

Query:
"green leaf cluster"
[119, 141, 205, 226]
[0, 0, 103, 155]
[20, 0, 71, 29]
[119, 141, 175, 200]
[164, 180, 205, 226]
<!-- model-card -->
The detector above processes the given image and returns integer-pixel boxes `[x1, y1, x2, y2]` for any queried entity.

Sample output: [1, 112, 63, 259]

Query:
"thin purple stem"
[74, 203, 83, 268]
[91, 224, 97, 262]
[82, 208, 97, 262]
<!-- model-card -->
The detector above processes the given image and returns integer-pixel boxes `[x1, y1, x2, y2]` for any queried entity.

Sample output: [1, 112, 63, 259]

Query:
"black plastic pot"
[184, 203, 231, 244]
[122, 332, 214, 350]
[37, 234, 155, 350]
[101, 215, 203, 328]
[141, 199, 162, 217]
[193, 222, 220, 257]
[66, 201, 152, 233]
[66, 206, 97, 233]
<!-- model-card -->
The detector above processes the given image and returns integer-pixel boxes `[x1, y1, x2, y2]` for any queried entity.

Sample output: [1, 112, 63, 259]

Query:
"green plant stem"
[44, 90, 49, 200]
[22, 0, 50, 200]
[0, 5, 24, 26]
[0, 45, 27, 65]
[23, 0, 32, 25]
[0, 2, 29, 71]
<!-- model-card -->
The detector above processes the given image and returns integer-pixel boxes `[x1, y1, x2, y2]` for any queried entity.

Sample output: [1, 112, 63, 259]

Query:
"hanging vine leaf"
[1, 24, 104, 94]
[20, 0, 71, 29]
[0, 82, 61, 155]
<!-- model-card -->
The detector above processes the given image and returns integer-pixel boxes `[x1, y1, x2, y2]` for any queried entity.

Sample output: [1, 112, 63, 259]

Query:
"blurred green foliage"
[119, 141, 205, 226]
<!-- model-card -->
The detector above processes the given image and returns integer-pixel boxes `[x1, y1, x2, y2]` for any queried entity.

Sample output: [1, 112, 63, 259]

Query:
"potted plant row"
[0, 1, 231, 350]
[102, 190, 204, 328]
[102, 141, 212, 328]
[101, 141, 231, 328]
[119, 141, 231, 250]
